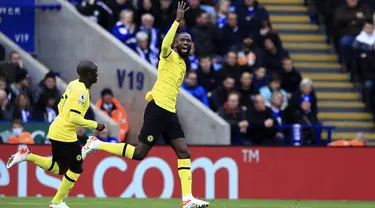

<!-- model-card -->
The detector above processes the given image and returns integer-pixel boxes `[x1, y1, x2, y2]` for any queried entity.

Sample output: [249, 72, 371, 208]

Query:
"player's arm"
[160, 1, 189, 58]
[68, 91, 98, 129]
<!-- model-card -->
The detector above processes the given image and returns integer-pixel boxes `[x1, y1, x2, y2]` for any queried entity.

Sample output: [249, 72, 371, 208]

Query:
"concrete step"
[294, 62, 340, 69]
[324, 121, 375, 128]
[302, 73, 347, 81]
[270, 15, 310, 23]
[317, 92, 359, 100]
[314, 82, 353, 88]
[319, 112, 372, 120]
[292, 54, 337, 62]
[319, 106, 365, 112]
[322, 132, 375, 140]
[318, 101, 364, 108]
[274, 24, 318, 31]
[284, 42, 329, 50]
[265, 5, 307, 12]
[299, 68, 341, 73]
[281, 34, 325, 42]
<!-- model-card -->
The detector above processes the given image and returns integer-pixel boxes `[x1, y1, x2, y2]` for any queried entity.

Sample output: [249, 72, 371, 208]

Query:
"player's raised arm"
[160, 1, 189, 58]
[68, 91, 98, 129]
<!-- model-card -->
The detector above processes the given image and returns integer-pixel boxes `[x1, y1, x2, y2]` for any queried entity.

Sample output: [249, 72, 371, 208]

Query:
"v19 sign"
[0, 0, 35, 52]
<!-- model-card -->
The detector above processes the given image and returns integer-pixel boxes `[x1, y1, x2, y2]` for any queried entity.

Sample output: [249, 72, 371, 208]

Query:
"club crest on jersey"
[76, 154, 82, 161]
[78, 94, 86, 105]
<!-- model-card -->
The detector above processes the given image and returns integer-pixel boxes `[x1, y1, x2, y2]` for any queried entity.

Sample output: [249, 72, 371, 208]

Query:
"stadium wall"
[0, 33, 119, 137]
[34, 0, 230, 145]
[1, 145, 374, 200]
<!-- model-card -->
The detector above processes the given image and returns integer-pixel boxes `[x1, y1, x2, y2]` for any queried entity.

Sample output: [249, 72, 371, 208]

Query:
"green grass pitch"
[1, 197, 375, 208]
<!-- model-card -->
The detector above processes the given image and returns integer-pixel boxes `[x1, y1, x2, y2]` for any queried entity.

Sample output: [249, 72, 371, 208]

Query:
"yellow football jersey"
[146, 21, 185, 113]
[48, 79, 97, 142]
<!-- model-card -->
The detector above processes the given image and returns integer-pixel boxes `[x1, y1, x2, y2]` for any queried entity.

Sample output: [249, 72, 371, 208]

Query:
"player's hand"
[176, 1, 189, 23]
[96, 123, 106, 132]
[264, 119, 274, 128]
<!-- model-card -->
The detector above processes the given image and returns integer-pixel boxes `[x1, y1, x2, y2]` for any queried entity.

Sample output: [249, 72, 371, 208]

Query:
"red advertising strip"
[0, 145, 374, 200]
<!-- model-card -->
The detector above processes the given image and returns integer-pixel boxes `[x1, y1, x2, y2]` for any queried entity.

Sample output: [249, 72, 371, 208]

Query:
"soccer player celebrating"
[7, 61, 105, 208]
[82, 2, 209, 208]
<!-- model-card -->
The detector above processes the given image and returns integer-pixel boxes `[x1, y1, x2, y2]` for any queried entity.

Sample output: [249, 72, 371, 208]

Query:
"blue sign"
[0, 0, 35, 52]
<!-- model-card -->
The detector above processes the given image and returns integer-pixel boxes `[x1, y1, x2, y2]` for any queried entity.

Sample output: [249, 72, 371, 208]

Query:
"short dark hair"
[9, 51, 19, 60]
[199, 55, 211, 61]
[364, 20, 374, 25]
[12, 118, 22, 126]
[270, 73, 281, 82]
[186, 70, 197, 77]
[77, 60, 97, 76]
[101, 88, 113, 97]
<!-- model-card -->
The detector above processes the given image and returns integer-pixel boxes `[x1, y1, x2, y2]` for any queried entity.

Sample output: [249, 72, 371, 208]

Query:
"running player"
[7, 60, 105, 208]
[82, 2, 209, 208]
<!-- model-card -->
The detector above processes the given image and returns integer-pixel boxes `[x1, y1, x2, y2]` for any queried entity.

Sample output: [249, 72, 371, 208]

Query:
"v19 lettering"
[117, 69, 144, 91]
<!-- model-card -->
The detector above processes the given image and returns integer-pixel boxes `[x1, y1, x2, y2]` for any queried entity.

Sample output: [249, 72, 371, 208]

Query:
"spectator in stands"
[196, 56, 219, 93]
[270, 92, 288, 143]
[139, 13, 160, 54]
[134, 31, 159, 67]
[96, 88, 129, 142]
[236, 34, 262, 71]
[237, 72, 256, 107]
[106, 0, 135, 24]
[328, 132, 367, 146]
[33, 72, 61, 105]
[0, 89, 12, 121]
[136, 0, 157, 25]
[31, 91, 58, 123]
[188, 43, 199, 71]
[112, 9, 137, 48]
[12, 93, 31, 123]
[280, 58, 302, 95]
[235, 0, 269, 38]
[10, 70, 33, 104]
[95, 126, 119, 143]
[0, 75, 15, 103]
[218, 92, 248, 144]
[182, 71, 210, 107]
[247, 94, 277, 145]
[7, 119, 34, 144]
[211, 76, 236, 111]
[76, 0, 114, 30]
[186, 0, 205, 29]
[252, 67, 268, 92]
[219, 13, 242, 55]
[0, 51, 27, 84]
[291, 78, 318, 116]
[293, 95, 320, 145]
[192, 11, 220, 57]
[334, 0, 373, 66]
[217, 51, 242, 82]
[262, 37, 289, 73]
[155, 0, 176, 34]
[216, 0, 231, 29]
[353, 21, 375, 103]
[259, 20, 283, 50]
[259, 74, 288, 110]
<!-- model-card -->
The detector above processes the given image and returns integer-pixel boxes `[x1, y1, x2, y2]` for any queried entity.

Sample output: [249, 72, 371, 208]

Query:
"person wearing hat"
[96, 88, 129, 142]
[33, 71, 61, 104]
[293, 95, 320, 145]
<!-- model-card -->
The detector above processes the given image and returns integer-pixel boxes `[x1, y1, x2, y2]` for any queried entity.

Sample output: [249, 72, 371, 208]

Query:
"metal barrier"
[237, 124, 336, 146]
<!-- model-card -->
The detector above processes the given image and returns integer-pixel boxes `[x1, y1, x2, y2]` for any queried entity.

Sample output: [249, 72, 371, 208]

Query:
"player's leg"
[7, 145, 59, 174]
[82, 100, 164, 160]
[50, 140, 83, 208]
[166, 115, 209, 208]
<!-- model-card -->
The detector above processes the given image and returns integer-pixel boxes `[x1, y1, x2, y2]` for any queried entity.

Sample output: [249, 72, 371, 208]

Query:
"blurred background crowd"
[0, 0, 373, 147]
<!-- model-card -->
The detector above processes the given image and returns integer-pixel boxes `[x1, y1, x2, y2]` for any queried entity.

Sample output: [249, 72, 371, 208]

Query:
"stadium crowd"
[1, 0, 375, 146]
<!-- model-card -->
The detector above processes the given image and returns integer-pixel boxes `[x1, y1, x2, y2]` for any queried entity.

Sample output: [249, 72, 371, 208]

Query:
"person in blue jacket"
[111, 9, 137, 48]
[182, 71, 210, 107]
